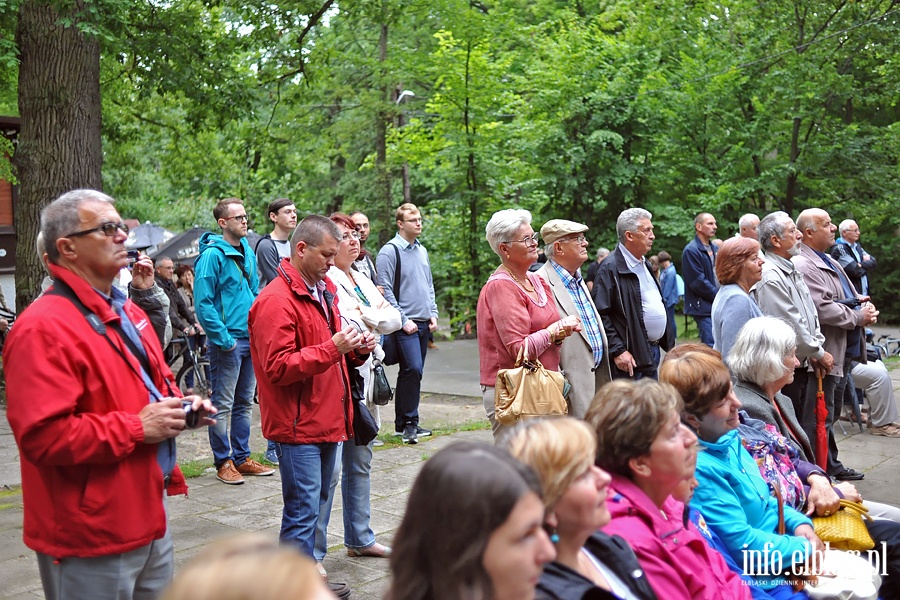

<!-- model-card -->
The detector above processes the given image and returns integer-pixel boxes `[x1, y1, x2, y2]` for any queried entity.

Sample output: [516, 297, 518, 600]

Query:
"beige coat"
[793, 244, 867, 378]
[537, 262, 611, 418]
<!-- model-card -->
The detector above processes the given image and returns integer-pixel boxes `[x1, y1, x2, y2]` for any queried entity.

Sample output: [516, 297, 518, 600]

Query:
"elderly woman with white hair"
[477, 209, 581, 437]
[728, 316, 900, 524]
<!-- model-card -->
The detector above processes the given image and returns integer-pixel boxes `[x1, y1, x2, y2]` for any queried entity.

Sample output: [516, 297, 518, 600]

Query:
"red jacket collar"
[48, 264, 121, 323]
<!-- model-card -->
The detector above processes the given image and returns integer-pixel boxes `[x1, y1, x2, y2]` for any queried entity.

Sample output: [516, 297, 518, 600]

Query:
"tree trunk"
[375, 14, 392, 246]
[13, 0, 102, 312]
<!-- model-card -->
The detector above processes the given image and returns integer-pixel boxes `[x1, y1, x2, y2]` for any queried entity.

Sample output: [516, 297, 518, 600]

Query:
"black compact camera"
[835, 297, 861, 308]
[182, 400, 200, 428]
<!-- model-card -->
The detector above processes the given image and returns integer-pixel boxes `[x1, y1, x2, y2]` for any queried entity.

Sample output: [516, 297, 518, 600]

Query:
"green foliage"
[7, 0, 900, 326]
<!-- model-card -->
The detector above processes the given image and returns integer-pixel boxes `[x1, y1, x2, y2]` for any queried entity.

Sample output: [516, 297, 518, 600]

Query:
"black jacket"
[593, 246, 674, 373]
[156, 275, 196, 332]
[536, 532, 658, 600]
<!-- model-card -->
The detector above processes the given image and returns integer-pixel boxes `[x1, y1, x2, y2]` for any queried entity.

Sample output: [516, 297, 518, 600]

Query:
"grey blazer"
[537, 262, 612, 418]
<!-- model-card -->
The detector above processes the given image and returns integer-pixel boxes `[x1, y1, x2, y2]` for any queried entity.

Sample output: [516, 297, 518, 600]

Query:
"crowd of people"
[4, 188, 899, 600]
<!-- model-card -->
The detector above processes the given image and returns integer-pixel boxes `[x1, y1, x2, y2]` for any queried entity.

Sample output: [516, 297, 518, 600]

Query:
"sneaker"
[415, 425, 432, 437]
[871, 424, 900, 438]
[402, 423, 418, 444]
[236, 458, 276, 476]
[216, 460, 245, 485]
[832, 467, 865, 481]
[372, 439, 384, 447]
[264, 448, 279, 465]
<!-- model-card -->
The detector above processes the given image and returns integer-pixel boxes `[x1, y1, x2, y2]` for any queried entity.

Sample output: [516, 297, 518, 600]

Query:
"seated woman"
[585, 380, 749, 599]
[385, 441, 556, 600]
[727, 316, 900, 524]
[477, 209, 581, 437]
[503, 418, 658, 600]
[710, 236, 764, 360]
[659, 349, 820, 590]
[162, 533, 334, 600]
[673, 449, 807, 600]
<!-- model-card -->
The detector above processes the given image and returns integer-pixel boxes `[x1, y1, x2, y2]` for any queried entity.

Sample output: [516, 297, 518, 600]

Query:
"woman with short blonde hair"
[503, 418, 657, 600]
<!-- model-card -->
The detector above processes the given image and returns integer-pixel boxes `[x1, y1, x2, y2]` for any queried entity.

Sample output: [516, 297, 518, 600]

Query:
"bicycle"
[166, 333, 211, 398]
[875, 333, 900, 358]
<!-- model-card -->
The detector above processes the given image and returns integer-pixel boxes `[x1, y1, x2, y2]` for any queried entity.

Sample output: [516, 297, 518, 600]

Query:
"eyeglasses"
[342, 231, 361, 241]
[223, 214, 249, 223]
[560, 236, 588, 244]
[503, 232, 539, 245]
[65, 221, 129, 238]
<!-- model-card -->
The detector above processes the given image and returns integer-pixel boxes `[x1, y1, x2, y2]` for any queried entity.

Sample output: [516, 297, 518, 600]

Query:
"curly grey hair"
[485, 209, 532, 257]
[616, 208, 652, 244]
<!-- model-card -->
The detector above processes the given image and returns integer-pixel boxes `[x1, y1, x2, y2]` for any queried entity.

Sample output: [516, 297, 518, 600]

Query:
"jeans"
[394, 320, 430, 431]
[277, 442, 339, 558]
[665, 305, 677, 339]
[694, 315, 714, 347]
[612, 343, 660, 380]
[208, 338, 256, 468]
[313, 441, 376, 561]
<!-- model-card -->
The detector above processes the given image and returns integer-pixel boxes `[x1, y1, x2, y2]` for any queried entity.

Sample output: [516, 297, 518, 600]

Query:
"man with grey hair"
[754, 211, 834, 420]
[537, 219, 611, 417]
[794, 208, 877, 480]
[831, 219, 875, 296]
[738, 213, 760, 239]
[4, 189, 216, 600]
[593, 208, 674, 379]
[249, 215, 374, 597]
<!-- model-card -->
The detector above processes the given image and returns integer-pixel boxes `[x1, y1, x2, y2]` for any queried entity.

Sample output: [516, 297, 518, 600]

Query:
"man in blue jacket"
[194, 198, 274, 485]
[682, 212, 719, 347]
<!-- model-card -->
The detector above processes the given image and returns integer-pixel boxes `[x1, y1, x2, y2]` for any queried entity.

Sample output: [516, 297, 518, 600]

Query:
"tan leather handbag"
[494, 340, 568, 425]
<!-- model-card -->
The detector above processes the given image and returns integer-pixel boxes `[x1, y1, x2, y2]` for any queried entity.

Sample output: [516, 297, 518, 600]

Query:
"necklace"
[503, 266, 535, 292]
[346, 271, 371, 307]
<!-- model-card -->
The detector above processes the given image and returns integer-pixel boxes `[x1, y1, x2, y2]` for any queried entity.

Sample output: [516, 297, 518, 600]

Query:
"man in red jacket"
[3, 189, 215, 600]
[249, 215, 375, 567]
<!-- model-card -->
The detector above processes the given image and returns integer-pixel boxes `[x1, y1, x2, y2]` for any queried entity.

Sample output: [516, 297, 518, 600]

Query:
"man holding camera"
[249, 215, 374, 578]
[3, 190, 216, 600]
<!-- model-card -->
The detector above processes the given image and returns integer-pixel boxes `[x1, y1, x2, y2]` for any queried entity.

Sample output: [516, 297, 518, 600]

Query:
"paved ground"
[2, 335, 900, 598]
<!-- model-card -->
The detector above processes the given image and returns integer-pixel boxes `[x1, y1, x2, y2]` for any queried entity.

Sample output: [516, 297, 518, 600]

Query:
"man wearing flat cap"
[536, 219, 611, 418]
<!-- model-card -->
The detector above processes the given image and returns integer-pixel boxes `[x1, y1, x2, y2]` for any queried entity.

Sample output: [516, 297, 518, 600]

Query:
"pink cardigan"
[477, 268, 561, 386]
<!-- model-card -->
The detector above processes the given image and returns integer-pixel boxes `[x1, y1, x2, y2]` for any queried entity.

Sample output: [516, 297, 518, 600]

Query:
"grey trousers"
[851, 360, 899, 428]
[37, 528, 173, 600]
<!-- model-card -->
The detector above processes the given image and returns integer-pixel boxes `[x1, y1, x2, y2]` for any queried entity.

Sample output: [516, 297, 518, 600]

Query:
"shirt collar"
[619, 243, 643, 269]
[393, 233, 419, 250]
[549, 259, 581, 287]
[763, 251, 795, 273]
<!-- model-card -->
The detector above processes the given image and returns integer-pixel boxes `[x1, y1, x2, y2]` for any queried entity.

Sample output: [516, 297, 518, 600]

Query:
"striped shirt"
[550, 260, 605, 368]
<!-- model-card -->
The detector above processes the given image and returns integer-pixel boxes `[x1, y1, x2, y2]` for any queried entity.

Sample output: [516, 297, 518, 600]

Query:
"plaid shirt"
[550, 260, 604, 368]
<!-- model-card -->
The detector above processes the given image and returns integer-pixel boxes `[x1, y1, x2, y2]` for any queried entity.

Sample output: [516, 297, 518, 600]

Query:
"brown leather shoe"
[346, 542, 391, 558]
[216, 460, 245, 485]
[236, 458, 276, 476]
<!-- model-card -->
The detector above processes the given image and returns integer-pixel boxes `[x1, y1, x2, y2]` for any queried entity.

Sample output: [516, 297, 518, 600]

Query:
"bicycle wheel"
[177, 359, 212, 398]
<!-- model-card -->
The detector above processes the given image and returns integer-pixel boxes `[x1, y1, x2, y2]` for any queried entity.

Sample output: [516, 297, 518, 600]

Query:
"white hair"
[616, 208, 652, 244]
[726, 316, 797, 387]
[838, 219, 857, 236]
[485, 209, 532, 257]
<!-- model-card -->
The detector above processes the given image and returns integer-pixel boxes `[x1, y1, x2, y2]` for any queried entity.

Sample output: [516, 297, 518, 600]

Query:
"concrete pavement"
[2, 337, 900, 598]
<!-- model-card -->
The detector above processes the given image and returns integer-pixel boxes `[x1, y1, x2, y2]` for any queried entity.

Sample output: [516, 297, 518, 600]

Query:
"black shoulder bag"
[380, 244, 402, 366]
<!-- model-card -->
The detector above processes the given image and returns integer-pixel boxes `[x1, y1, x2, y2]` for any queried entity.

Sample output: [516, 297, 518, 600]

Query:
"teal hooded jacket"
[193, 232, 259, 349]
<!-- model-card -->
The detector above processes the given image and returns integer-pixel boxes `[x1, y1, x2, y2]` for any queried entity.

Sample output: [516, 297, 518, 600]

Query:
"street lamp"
[396, 90, 415, 203]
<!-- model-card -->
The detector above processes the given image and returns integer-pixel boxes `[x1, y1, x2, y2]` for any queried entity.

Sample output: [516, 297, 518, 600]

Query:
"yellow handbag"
[811, 500, 874, 551]
[494, 340, 568, 426]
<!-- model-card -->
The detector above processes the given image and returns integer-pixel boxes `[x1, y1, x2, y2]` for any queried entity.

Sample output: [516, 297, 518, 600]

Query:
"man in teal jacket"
[194, 198, 274, 485]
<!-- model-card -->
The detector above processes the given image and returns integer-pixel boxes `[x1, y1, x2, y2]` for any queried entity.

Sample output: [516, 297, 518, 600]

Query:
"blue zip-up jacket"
[682, 235, 719, 317]
[693, 429, 811, 587]
[193, 232, 259, 350]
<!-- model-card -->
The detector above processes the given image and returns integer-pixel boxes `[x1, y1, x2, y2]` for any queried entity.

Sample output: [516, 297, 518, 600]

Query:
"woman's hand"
[833, 481, 863, 503]
[793, 523, 824, 555]
[805, 473, 841, 516]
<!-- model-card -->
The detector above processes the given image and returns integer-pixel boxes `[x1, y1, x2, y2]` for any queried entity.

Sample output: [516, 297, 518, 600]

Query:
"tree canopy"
[3, 0, 900, 322]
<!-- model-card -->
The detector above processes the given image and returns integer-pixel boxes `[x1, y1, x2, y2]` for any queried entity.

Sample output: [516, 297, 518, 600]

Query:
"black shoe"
[329, 582, 352, 599]
[402, 423, 418, 444]
[833, 468, 865, 481]
[415, 425, 432, 437]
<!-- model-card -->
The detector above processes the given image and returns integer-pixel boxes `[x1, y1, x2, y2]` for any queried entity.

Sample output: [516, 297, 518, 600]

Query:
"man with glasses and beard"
[194, 198, 274, 485]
